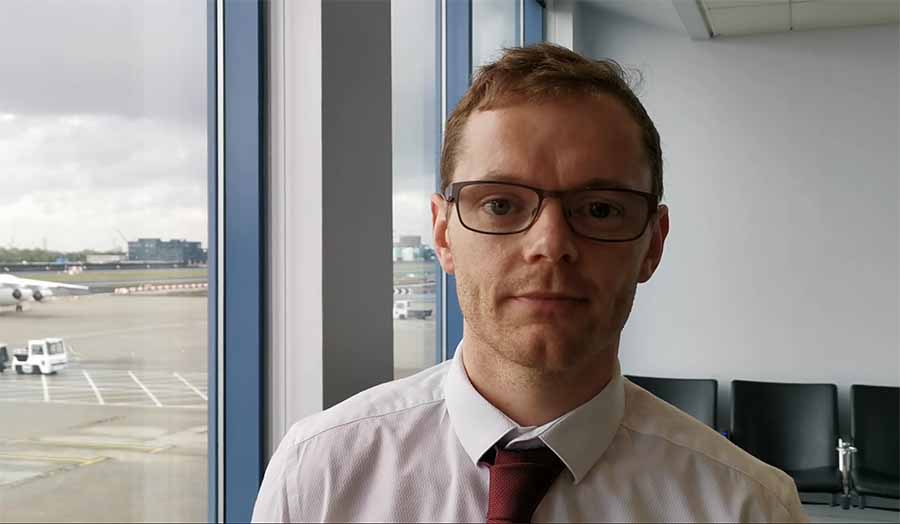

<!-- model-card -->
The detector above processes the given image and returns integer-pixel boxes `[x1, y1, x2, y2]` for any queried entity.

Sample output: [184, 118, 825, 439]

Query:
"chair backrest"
[851, 384, 899, 478]
[730, 380, 838, 471]
[626, 375, 718, 428]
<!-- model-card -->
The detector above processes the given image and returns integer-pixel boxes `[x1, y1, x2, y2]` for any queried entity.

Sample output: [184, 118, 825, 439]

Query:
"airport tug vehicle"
[12, 338, 68, 375]
[392, 300, 433, 320]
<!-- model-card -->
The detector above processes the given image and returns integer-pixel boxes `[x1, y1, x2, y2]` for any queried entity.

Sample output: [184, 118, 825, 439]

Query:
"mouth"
[514, 291, 588, 302]
[509, 292, 589, 314]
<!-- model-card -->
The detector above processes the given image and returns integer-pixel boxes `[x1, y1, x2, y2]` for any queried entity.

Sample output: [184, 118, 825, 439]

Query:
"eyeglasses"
[443, 181, 660, 242]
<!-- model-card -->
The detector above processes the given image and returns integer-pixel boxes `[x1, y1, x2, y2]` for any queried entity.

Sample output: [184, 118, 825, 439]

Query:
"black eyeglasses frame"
[442, 180, 661, 243]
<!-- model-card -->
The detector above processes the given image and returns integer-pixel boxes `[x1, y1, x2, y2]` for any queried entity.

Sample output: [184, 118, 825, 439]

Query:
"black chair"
[626, 375, 717, 428]
[731, 380, 842, 497]
[850, 384, 899, 508]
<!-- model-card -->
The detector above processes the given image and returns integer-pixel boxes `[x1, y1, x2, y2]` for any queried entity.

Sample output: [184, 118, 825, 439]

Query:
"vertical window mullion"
[441, 0, 472, 361]
[222, 0, 265, 522]
[524, 0, 545, 45]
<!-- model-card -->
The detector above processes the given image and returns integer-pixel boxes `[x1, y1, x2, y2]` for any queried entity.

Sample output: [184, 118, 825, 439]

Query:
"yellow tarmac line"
[23, 439, 173, 454]
[0, 452, 104, 465]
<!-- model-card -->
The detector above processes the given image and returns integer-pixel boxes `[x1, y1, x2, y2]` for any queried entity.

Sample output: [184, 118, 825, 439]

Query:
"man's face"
[432, 94, 669, 373]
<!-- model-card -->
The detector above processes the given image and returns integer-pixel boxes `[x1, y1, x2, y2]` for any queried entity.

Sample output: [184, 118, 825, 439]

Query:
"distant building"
[86, 253, 126, 264]
[391, 234, 434, 262]
[127, 238, 207, 264]
[395, 235, 421, 248]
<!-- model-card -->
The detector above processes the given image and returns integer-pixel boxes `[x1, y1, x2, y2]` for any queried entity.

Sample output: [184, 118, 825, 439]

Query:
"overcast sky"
[0, 0, 207, 252]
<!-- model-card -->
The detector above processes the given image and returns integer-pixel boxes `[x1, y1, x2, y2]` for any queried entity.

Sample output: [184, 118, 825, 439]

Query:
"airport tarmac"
[393, 316, 438, 378]
[0, 293, 208, 523]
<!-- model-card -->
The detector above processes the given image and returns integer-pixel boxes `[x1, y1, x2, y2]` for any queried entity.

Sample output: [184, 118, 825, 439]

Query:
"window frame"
[209, 0, 266, 522]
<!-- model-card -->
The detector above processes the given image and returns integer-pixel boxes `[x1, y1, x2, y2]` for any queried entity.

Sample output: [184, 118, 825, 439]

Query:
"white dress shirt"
[253, 344, 808, 523]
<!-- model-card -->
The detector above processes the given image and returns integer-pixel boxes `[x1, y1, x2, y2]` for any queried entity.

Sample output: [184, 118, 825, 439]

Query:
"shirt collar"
[444, 340, 625, 484]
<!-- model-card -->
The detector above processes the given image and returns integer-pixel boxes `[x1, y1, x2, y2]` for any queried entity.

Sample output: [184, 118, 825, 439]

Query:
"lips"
[514, 291, 588, 302]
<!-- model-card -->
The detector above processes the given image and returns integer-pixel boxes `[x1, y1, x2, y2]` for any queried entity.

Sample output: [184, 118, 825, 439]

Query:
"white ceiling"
[700, 0, 900, 37]
[580, 0, 688, 33]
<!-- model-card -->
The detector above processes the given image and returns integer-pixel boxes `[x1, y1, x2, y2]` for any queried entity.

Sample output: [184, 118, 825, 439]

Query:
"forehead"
[455, 94, 650, 191]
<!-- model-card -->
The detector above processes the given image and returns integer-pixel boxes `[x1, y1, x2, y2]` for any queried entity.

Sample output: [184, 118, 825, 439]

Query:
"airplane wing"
[0, 275, 89, 292]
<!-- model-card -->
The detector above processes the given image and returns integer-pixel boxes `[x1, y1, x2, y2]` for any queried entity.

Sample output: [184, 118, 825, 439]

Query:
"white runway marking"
[128, 371, 162, 407]
[173, 372, 208, 401]
[82, 370, 105, 405]
[0, 367, 207, 409]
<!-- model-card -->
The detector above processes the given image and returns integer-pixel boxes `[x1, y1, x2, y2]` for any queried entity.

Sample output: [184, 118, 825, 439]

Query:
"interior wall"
[575, 3, 899, 436]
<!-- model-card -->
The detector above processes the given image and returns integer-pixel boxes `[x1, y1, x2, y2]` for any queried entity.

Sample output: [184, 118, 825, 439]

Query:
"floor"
[804, 503, 899, 523]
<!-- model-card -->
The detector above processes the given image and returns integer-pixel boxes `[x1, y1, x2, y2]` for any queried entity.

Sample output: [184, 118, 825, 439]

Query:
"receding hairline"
[449, 92, 653, 188]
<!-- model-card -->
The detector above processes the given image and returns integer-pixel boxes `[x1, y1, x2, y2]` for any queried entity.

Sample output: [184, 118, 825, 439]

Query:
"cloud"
[0, 0, 207, 124]
[0, 113, 207, 252]
[0, 0, 208, 252]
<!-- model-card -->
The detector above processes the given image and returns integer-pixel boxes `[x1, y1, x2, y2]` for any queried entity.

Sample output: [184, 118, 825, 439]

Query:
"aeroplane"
[0, 274, 90, 312]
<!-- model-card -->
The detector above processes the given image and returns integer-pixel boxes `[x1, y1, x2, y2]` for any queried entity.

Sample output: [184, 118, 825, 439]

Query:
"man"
[253, 44, 807, 523]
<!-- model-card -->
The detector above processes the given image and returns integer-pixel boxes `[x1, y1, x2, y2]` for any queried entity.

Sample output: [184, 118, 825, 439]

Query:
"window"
[472, 0, 521, 71]
[0, 1, 211, 521]
[391, 0, 441, 379]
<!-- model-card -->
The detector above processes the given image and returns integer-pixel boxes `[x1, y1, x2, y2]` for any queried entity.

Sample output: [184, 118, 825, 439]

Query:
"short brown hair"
[440, 43, 662, 199]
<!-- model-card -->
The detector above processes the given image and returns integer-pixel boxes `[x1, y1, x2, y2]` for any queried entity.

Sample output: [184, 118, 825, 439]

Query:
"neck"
[461, 329, 619, 427]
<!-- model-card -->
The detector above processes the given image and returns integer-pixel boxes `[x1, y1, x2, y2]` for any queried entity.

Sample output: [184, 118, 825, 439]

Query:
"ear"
[431, 193, 455, 275]
[638, 204, 669, 283]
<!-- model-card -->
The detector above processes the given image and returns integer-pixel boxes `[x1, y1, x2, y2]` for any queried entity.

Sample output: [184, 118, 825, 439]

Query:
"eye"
[572, 201, 625, 220]
[587, 202, 623, 219]
[483, 199, 513, 216]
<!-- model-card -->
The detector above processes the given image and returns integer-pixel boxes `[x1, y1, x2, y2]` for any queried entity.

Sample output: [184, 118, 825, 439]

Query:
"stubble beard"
[456, 271, 639, 378]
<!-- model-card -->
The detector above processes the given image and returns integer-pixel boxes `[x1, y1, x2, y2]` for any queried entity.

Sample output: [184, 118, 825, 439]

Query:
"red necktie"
[484, 445, 566, 524]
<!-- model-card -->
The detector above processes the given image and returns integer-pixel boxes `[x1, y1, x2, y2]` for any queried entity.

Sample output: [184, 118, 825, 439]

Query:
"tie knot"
[492, 446, 564, 469]
[485, 446, 566, 524]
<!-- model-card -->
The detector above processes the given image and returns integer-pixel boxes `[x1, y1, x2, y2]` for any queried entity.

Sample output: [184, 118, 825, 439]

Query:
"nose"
[521, 197, 579, 264]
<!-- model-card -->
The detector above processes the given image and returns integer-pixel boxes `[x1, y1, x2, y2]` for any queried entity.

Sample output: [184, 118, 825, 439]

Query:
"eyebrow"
[477, 170, 635, 191]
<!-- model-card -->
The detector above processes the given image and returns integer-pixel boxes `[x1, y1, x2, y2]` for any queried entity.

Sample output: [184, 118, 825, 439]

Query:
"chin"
[501, 327, 597, 371]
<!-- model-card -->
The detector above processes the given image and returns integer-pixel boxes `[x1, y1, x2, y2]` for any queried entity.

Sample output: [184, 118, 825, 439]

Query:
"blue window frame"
[441, 0, 544, 360]
[442, 0, 471, 361]
[209, 0, 265, 522]
[524, 0, 545, 45]
[206, 2, 218, 522]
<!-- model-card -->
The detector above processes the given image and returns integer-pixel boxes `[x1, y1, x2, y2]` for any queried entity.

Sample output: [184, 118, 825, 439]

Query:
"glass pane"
[391, 0, 440, 379]
[472, 0, 521, 72]
[0, 1, 210, 522]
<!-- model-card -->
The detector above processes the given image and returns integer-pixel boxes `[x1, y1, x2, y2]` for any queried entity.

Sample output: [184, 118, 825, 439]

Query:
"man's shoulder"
[281, 360, 452, 449]
[621, 379, 803, 517]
